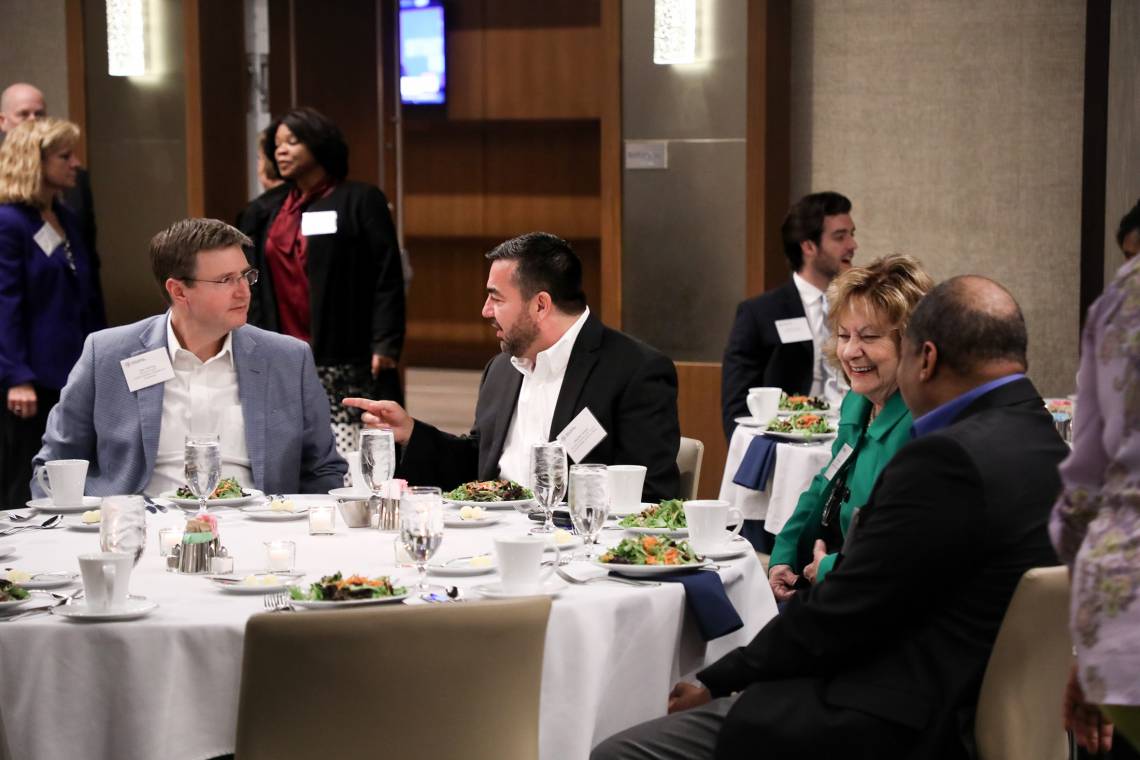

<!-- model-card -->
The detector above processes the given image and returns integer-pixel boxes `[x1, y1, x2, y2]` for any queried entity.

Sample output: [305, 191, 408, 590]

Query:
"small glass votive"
[308, 505, 336, 535]
[265, 540, 295, 572]
[158, 527, 180, 557]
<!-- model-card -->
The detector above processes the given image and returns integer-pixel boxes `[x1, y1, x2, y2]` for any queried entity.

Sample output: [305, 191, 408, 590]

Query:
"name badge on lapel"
[556, 407, 608, 463]
[301, 210, 337, 236]
[33, 223, 63, 256]
[775, 317, 813, 344]
[824, 443, 855, 482]
[121, 348, 175, 392]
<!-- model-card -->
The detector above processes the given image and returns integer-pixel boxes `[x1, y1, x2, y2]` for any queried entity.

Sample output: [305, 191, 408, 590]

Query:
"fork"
[262, 592, 293, 612]
[554, 566, 659, 588]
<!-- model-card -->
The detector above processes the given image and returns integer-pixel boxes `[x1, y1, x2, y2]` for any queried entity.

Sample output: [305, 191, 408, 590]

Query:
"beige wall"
[0, 0, 70, 119]
[1105, 1, 1140, 287]
[789, 0, 1086, 396]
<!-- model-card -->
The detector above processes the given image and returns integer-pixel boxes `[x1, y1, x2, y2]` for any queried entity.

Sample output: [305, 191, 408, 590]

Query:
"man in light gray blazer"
[32, 218, 345, 497]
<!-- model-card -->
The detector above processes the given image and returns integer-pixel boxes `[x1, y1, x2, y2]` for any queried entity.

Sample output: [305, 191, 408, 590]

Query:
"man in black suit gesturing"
[345, 232, 681, 501]
[721, 191, 857, 439]
[593, 276, 1066, 760]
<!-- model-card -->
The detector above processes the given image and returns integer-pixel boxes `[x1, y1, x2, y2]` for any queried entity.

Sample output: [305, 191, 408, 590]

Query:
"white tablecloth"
[0, 500, 774, 760]
[718, 424, 833, 534]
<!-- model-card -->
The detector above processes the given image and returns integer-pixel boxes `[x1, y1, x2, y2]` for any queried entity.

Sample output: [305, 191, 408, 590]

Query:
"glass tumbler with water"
[184, 434, 221, 514]
[359, 428, 396, 491]
[529, 442, 567, 534]
[399, 486, 444, 594]
[100, 495, 148, 566]
[569, 464, 610, 558]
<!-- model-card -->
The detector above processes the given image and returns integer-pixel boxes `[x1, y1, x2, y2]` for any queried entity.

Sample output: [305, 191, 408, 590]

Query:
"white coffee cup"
[683, 500, 744, 555]
[345, 451, 366, 491]
[78, 552, 134, 611]
[494, 535, 559, 594]
[746, 387, 781, 422]
[607, 465, 646, 512]
[37, 459, 89, 506]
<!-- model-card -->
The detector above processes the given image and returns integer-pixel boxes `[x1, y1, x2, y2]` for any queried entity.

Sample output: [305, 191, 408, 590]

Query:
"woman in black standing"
[239, 107, 405, 455]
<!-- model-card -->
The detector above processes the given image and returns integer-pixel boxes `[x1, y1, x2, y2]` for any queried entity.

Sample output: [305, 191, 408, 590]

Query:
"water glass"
[184, 434, 221, 513]
[359, 428, 396, 492]
[99, 495, 147, 567]
[399, 486, 444, 593]
[529, 442, 567, 534]
[569, 464, 609, 558]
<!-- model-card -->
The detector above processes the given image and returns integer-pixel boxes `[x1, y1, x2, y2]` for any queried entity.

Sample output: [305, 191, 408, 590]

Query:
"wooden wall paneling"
[378, 0, 399, 199]
[64, 0, 87, 162]
[675, 362, 727, 500]
[267, 0, 294, 116]
[482, 27, 603, 120]
[599, 0, 621, 328]
[402, 121, 485, 237]
[184, 0, 204, 217]
[745, 0, 791, 297]
[443, 0, 486, 121]
[480, 0, 600, 28]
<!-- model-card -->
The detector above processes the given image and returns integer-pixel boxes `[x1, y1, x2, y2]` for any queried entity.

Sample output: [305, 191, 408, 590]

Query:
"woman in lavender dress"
[1051, 211, 1140, 752]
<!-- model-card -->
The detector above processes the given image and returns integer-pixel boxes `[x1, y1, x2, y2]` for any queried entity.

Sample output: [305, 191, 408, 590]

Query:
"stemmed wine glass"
[568, 464, 609, 559]
[100, 495, 147, 566]
[184, 434, 221, 514]
[399, 486, 444, 594]
[529, 442, 567, 534]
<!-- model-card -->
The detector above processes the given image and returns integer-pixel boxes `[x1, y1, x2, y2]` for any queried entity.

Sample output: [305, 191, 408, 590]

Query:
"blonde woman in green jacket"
[768, 255, 932, 602]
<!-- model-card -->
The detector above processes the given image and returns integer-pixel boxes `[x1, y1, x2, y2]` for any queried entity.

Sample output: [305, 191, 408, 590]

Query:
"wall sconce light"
[106, 0, 147, 76]
[653, 0, 698, 65]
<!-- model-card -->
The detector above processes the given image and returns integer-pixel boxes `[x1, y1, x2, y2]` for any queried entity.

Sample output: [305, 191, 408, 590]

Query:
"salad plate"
[427, 556, 496, 577]
[593, 559, 709, 577]
[25, 496, 101, 514]
[207, 572, 304, 594]
[53, 598, 158, 622]
[617, 500, 687, 533]
[161, 488, 264, 510]
[444, 479, 534, 510]
[289, 593, 408, 609]
[623, 526, 689, 538]
[444, 498, 532, 511]
[762, 431, 836, 443]
[2, 570, 78, 589]
[471, 580, 563, 599]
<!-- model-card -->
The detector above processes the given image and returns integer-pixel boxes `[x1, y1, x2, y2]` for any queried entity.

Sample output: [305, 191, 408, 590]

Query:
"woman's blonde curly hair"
[823, 254, 934, 370]
[0, 117, 80, 209]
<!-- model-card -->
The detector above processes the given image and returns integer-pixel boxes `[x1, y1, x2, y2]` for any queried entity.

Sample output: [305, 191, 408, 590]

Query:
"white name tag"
[556, 407, 608, 463]
[121, 348, 175, 393]
[775, 317, 813, 344]
[823, 443, 855, 482]
[301, 210, 338, 236]
[33, 223, 63, 256]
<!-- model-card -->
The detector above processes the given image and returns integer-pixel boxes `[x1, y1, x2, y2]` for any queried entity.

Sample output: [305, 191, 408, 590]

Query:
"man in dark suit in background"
[345, 232, 681, 501]
[720, 191, 857, 440]
[593, 275, 1066, 760]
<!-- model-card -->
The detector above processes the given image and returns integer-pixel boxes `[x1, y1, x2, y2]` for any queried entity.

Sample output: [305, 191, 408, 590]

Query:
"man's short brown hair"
[149, 218, 251, 304]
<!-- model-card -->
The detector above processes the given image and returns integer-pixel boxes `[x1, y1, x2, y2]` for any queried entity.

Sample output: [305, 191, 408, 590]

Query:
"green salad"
[779, 392, 830, 412]
[444, 479, 533, 502]
[599, 536, 700, 566]
[618, 499, 686, 530]
[766, 412, 833, 436]
[288, 572, 406, 602]
[0, 579, 29, 602]
[175, 476, 246, 500]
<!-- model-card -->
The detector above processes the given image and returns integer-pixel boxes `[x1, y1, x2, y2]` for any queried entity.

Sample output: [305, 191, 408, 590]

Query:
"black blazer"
[698, 378, 1067, 760]
[238, 181, 405, 366]
[398, 313, 682, 501]
[721, 280, 814, 440]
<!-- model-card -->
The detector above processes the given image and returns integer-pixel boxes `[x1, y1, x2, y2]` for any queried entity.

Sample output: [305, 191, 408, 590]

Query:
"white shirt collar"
[792, 272, 825, 304]
[510, 307, 590, 379]
[166, 312, 234, 368]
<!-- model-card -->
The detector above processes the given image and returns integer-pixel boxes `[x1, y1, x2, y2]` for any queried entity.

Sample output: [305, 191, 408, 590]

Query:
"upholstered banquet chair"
[974, 565, 1075, 760]
[235, 597, 552, 760]
[676, 436, 705, 500]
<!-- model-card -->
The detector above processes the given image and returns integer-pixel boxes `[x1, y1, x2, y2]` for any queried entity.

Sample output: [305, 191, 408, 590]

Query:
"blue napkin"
[732, 434, 778, 491]
[610, 569, 743, 641]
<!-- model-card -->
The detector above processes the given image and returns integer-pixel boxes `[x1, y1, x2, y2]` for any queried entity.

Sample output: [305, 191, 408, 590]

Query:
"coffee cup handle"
[37, 467, 52, 497]
[727, 508, 744, 539]
[540, 545, 561, 585]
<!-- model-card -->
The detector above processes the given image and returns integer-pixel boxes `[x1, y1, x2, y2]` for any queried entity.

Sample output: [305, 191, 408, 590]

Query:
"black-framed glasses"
[182, 267, 259, 288]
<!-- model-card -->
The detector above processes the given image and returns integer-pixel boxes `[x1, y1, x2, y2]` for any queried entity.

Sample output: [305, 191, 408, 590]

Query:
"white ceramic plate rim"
[427, 558, 497, 576]
[593, 559, 709, 577]
[160, 489, 265, 509]
[288, 592, 409, 609]
[241, 509, 310, 521]
[471, 580, 562, 599]
[53, 598, 158, 621]
[327, 487, 372, 499]
[762, 430, 837, 443]
[733, 416, 769, 427]
[443, 498, 534, 510]
[2, 571, 78, 589]
[25, 496, 101, 514]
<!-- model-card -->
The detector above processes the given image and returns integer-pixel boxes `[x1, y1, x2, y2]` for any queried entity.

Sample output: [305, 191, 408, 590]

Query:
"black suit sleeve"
[395, 420, 481, 491]
[721, 300, 772, 441]
[616, 352, 681, 501]
[359, 187, 405, 361]
[698, 436, 981, 694]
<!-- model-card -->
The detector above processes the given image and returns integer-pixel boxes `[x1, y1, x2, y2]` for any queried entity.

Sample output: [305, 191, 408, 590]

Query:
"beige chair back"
[235, 597, 552, 760]
[677, 436, 705, 500]
[975, 566, 1072, 760]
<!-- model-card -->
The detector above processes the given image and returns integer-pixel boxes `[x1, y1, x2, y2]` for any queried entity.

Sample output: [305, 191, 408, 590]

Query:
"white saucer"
[471, 580, 562, 599]
[26, 496, 101, 515]
[2, 571, 78, 589]
[734, 416, 770, 428]
[443, 516, 501, 529]
[697, 536, 752, 561]
[241, 507, 310, 522]
[427, 556, 497, 577]
[53, 598, 158, 622]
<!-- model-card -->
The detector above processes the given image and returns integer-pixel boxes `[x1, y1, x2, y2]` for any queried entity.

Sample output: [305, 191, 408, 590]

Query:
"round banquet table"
[0, 498, 775, 760]
[718, 423, 834, 535]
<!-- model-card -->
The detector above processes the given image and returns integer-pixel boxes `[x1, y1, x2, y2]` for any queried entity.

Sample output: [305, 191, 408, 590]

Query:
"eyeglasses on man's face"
[182, 267, 259, 288]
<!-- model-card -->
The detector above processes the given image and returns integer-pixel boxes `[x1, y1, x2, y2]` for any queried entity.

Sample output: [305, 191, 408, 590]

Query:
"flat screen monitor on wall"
[399, 0, 446, 105]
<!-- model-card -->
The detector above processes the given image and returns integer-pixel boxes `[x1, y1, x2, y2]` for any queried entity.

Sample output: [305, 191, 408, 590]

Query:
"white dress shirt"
[143, 315, 252, 496]
[497, 307, 591, 487]
[792, 273, 847, 407]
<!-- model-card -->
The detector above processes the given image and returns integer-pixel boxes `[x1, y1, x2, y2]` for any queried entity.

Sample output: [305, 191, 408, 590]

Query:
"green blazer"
[768, 390, 912, 581]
